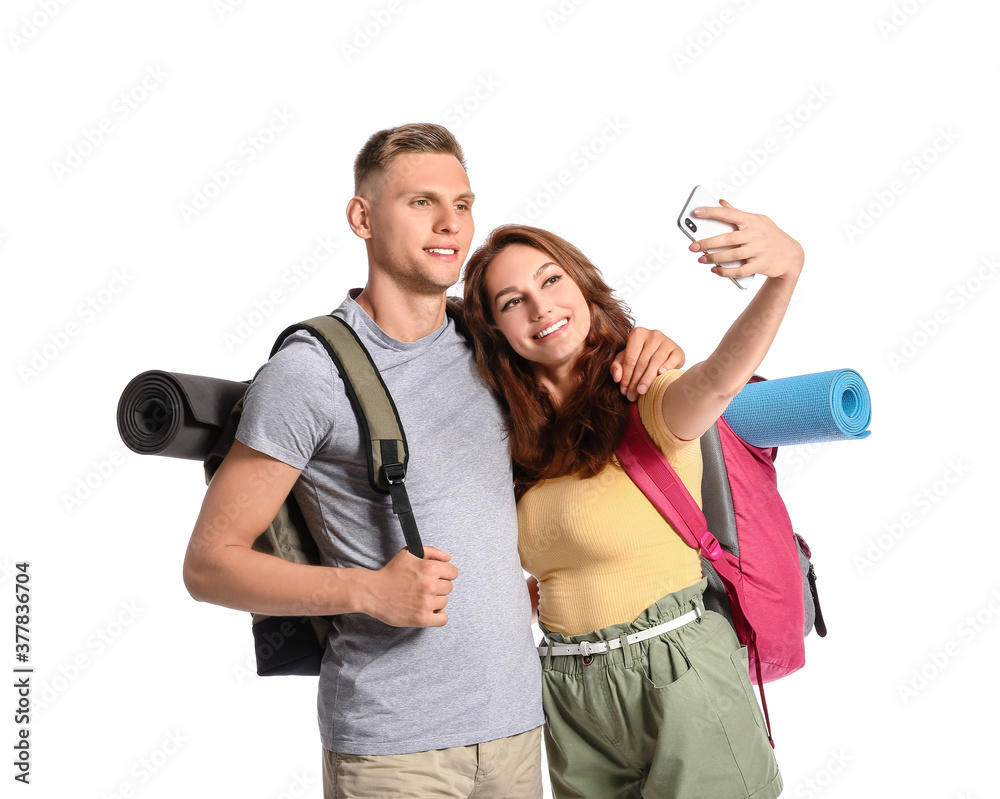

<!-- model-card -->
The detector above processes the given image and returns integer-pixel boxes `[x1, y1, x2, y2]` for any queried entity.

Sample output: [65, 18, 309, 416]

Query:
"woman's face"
[484, 243, 592, 375]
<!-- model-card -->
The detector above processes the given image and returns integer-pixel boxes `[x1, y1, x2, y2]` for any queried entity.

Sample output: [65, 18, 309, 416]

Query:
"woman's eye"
[543, 274, 561, 287]
[502, 297, 522, 311]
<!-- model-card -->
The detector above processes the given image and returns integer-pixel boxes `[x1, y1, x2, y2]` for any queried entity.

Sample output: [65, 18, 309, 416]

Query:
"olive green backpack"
[205, 309, 458, 676]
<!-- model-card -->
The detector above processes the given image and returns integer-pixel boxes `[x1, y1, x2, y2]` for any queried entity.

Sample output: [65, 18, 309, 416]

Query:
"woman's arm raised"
[660, 199, 804, 442]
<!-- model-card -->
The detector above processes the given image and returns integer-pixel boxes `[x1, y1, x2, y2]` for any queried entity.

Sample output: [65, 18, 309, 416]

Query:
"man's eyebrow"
[493, 262, 557, 306]
[407, 188, 476, 203]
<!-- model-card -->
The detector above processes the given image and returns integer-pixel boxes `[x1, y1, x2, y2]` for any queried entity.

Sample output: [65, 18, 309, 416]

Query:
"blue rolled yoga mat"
[722, 369, 872, 447]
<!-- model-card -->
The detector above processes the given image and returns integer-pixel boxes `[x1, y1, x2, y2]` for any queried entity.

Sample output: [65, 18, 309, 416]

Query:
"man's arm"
[182, 440, 459, 628]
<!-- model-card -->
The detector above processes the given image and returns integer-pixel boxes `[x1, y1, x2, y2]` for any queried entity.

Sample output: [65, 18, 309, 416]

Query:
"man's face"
[363, 152, 475, 295]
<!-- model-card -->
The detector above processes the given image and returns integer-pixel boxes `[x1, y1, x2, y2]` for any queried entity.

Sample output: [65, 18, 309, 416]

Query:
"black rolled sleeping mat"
[117, 371, 248, 460]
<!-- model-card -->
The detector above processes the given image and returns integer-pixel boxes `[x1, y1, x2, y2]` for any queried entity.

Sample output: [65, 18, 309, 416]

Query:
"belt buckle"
[579, 640, 606, 665]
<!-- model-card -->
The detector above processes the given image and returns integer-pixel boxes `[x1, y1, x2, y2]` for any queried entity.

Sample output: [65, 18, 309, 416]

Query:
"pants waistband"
[537, 578, 711, 672]
[538, 577, 709, 646]
[539, 607, 702, 658]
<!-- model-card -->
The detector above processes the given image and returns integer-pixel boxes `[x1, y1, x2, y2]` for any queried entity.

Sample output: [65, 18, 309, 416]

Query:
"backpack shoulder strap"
[445, 296, 464, 320]
[616, 402, 722, 562]
[272, 314, 423, 558]
[699, 422, 739, 555]
[444, 296, 471, 346]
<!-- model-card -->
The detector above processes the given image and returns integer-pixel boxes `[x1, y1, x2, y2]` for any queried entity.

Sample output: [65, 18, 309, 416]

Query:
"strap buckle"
[579, 640, 609, 657]
[698, 531, 722, 561]
[382, 462, 405, 486]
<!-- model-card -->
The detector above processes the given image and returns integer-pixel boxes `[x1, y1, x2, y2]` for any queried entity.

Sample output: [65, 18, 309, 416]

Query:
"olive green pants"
[539, 578, 782, 799]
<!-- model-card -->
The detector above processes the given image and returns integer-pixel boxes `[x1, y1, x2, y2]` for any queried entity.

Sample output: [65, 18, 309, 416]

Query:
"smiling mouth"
[533, 318, 568, 340]
[425, 248, 457, 255]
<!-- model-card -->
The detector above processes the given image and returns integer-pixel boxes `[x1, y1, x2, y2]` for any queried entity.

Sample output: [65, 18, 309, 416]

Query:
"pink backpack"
[617, 399, 826, 745]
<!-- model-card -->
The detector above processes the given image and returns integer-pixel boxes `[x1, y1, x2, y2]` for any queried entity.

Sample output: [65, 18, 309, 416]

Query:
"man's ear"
[346, 196, 372, 239]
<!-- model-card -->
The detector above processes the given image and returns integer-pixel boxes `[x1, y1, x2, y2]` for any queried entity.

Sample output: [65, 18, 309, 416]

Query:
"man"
[183, 123, 684, 798]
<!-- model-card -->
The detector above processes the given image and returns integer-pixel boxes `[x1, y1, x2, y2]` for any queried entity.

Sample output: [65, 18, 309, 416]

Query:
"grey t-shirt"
[236, 290, 543, 755]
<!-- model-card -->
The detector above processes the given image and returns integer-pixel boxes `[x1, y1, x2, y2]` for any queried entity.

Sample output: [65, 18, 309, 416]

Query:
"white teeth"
[535, 319, 567, 339]
[425, 248, 456, 255]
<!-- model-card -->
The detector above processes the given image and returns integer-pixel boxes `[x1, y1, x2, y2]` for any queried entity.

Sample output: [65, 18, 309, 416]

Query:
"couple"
[184, 122, 801, 798]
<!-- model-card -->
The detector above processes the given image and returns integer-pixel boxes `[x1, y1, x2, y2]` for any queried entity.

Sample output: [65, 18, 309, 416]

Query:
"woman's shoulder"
[636, 369, 700, 457]
[648, 368, 685, 392]
[637, 369, 686, 421]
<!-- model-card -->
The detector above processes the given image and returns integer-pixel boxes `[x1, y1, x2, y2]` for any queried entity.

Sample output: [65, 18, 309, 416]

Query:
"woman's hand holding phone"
[689, 199, 804, 285]
[661, 192, 805, 442]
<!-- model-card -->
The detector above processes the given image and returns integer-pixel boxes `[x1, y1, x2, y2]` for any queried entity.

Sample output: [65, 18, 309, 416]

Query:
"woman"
[462, 200, 802, 799]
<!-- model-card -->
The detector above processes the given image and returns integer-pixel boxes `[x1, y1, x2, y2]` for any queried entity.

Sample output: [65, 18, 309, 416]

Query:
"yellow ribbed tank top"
[517, 370, 704, 636]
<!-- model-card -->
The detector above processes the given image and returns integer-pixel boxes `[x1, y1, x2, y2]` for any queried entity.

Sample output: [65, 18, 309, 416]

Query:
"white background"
[3, 1, 999, 797]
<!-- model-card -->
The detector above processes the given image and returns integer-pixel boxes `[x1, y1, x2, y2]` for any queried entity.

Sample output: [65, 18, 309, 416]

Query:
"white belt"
[538, 607, 702, 658]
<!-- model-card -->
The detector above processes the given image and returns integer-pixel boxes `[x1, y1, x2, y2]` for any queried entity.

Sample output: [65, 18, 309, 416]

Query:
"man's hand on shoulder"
[611, 328, 686, 402]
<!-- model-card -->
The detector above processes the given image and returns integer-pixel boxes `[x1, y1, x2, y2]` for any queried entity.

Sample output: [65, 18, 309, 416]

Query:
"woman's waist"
[535, 562, 704, 637]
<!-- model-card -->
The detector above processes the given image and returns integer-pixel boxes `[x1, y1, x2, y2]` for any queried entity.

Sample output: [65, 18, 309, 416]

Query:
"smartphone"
[677, 185, 754, 290]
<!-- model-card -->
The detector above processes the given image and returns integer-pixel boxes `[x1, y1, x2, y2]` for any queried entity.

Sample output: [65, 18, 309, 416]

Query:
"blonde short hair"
[353, 123, 466, 197]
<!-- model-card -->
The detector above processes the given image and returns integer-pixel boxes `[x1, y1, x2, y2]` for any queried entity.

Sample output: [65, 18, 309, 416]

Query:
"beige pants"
[323, 726, 543, 799]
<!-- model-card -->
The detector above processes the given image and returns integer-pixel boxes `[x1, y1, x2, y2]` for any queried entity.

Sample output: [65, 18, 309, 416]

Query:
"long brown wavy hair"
[462, 225, 634, 498]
